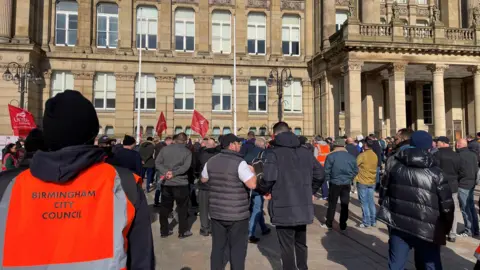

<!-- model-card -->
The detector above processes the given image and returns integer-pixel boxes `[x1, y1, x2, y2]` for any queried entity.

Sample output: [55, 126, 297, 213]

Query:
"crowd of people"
[2, 89, 480, 270]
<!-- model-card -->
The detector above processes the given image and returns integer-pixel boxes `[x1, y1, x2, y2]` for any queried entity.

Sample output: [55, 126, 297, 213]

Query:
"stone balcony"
[326, 19, 480, 58]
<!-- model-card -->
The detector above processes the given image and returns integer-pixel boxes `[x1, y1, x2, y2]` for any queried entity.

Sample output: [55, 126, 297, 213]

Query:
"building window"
[259, 127, 267, 136]
[135, 74, 156, 110]
[397, 0, 407, 3]
[212, 11, 231, 54]
[294, 128, 302, 135]
[284, 80, 302, 112]
[423, 84, 433, 125]
[97, 3, 118, 48]
[135, 126, 144, 136]
[175, 8, 195, 51]
[51, 71, 74, 97]
[94, 73, 116, 110]
[282, 15, 300, 56]
[175, 126, 183, 134]
[212, 127, 220, 136]
[212, 77, 232, 111]
[175, 76, 195, 111]
[55, 1, 78, 46]
[146, 126, 154, 136]
[105, 126, 114, 136]
[247, 13, 266, 55]
[223, 127, 231, 135]
[417, 0, 427, 4]
[249, 127, 257, 135]
[136, 6, 158, 49]
[336, 11, 348, 31]
[185, 126, 192, 136]
[248, 78, 267, 112]
[338, 77, 345, 112]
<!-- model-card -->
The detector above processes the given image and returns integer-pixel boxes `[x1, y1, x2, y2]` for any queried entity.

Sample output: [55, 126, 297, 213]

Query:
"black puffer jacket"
[377, 148, 454, 245]
[434, 147, 461, 193]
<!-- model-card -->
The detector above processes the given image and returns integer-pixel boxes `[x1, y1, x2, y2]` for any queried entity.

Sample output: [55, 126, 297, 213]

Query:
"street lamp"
[2, 62, 43, 109]
[267, 67, 293, 122]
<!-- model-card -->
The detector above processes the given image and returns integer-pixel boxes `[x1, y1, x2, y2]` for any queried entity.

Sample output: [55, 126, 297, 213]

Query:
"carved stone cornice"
[335, 0, 349, 6]
[340, 61, 363, 74]
[209, 0, 234, 6]
[387, 63, 407, 75]
[73, 71, 95, 80]
[194, 76, 214, 83]
[468, 66, 480, 75]
[155, 75, 176, 83]
[280, 0, 304, 11]
[417, 7, 429, 17]
[236, 77, 250, 85]
[115, 73, 136, 81]
[427, 64, 449, 74]
[245, 0, 270, 10]
[172, 0, 199, 4]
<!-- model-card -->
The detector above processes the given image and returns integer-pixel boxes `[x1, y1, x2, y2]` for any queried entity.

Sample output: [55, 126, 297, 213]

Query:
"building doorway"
[406, 100, 413, 129]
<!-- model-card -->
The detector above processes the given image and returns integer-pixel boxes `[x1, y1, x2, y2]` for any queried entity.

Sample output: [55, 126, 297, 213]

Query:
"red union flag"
[191, 110, 209, 138]
[8, 105, 36, 137]
[156, 112, 167, 136]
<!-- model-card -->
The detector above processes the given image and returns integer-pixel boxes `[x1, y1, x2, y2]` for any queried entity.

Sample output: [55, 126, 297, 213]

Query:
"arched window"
[175, 8, 195, 51]
[55, 1, 78, 46]
[212, 10, 231, 53]
[137, 6, 158, 49]
[97, 3, 119, 48]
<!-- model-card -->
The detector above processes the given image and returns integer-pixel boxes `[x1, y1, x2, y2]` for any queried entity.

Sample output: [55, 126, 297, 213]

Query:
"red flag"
[156, 112, 167, 136]
[191, 110, 209, 138]
[8, 105, 36, 137]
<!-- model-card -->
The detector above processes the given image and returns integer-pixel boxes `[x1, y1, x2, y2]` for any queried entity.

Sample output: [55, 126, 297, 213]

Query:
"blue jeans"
[321, 181, 329, 199]
[357, 183, 376, 226]
[388, 229, 442, 270]
[142, 167, 155, 192]
[248, 192, 268, 237]
[458, 187, 479, 235]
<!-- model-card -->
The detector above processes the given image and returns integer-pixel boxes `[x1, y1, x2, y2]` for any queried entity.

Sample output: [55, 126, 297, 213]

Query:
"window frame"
[248, 78, 268, 113]
[211, 11, 231, 54]
[175, 8, 195, 52]
[96, 3, 119, 49]
[174, 76, 195, 111]
[335, 11, 348, 31]
[212, 77, 232, 112]
[94, 72, 116, 110]
[135, 74, 157, 111]
[136, 6, 158, 49]
[55, 1, 78, 47]
[105, 125, 114, 136]
[283, 80, 302, 113]
[282, 15, 300, 56]
[51, 71, 74, 97]
[247, 13, 266, 55]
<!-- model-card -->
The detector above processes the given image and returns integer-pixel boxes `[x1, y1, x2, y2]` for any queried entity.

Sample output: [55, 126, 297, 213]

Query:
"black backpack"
[251, 150, 267, 183]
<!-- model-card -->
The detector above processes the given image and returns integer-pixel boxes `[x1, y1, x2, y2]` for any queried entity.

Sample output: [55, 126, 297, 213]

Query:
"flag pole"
[233, 14, 237, 136]
[136, 9, 143, 143]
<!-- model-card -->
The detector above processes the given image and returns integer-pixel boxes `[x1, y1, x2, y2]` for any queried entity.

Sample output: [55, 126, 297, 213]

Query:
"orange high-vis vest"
[0, 163, 139, 270]
[315, 144, 330, 166]
[475, 244, 480, 261]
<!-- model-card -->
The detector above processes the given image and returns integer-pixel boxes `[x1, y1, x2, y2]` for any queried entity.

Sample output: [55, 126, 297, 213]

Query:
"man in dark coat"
[139, 137, 156, 192]
[345, 137, 359, 158]
[107, 135, 143, 176]
[240, 131, 256, 161]
[456, 138, 479, 237]
[378, 131, 454, 269]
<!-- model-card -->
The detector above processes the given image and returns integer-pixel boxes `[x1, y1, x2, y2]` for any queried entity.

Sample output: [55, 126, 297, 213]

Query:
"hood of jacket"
[272, 132, 300, 148]
[204, 146, 221, 154]
[140, 141, 154, 148]
[30, 145, 105, 183]
[395, 147, 435, 168]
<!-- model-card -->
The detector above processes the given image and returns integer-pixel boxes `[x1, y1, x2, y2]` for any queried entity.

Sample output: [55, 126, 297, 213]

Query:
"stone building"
[0, 0, 313, 138]
[311, 0, 480, 141]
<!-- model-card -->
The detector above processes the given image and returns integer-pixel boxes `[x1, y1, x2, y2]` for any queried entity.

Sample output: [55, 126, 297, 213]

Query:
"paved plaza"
[147, 190, 479, 270]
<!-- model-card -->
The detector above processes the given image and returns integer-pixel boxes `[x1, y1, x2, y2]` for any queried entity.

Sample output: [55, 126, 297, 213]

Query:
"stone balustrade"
[403, 26, 433, 39]
[445, 28, 475, 41]
[359, 24, 392, 37]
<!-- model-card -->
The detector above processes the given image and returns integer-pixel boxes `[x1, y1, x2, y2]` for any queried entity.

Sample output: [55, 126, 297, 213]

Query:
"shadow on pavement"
[256, 224, 283, 270]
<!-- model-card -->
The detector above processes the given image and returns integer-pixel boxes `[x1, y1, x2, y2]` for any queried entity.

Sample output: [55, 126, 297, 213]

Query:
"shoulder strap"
[114, 166, 138, 206]
[0, 168, 27, 202]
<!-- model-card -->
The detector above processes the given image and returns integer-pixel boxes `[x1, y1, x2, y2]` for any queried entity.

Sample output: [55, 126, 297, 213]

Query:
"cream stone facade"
[0, 0, 314, 138]
[311, 0, 480, 142]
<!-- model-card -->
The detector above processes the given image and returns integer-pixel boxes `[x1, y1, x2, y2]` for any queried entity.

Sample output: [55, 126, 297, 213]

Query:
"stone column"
[302, 79, 314, 136]
[322, 0, 335, 49]
[156, 76, 175, 135]
[445, 79, 463, 142]
[320, 72, 335, 137]
[362, 0, 380, 24]
[13, 0, 30, 43]
[72, 72, 94, 96]
[415, 82, 426, 131]
[159, 1, 172, 53]
[77, 0, 92, 50]
[428, 64, 448, 136]
[236, 77, 249, 137]
[194, 76, 213, 126]
[469, 66, 480, 132]
[388, 63, 407, 136]
[119, 1, 133, 50]
[467, 0, 476, 27]
[197, 0, 209, 54]
[362, 74, 378, 135]
[271, 0, 282, 56]
[0, 0, 13, 42]
[342, 61, 363, 137]
[114, 73, 136, 136]
[439, 0, 460, 27]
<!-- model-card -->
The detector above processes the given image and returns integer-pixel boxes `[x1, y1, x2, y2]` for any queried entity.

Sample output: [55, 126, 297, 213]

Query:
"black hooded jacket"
[195, 146, 221, 190]
[257, 132, 325, 226]
[434, 147, 461, 193]
[377, 148, 454, 245]
[2, 145, 155, 269]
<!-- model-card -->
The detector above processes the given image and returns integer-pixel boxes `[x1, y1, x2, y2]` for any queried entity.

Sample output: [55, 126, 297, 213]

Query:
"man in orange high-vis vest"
[0, 90, 155, 270]
[313, 136, 330, 200]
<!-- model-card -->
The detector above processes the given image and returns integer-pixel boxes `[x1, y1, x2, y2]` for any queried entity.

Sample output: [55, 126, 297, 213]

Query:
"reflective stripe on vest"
[315, 144, 330, 165]
[0, 163, 136, 270]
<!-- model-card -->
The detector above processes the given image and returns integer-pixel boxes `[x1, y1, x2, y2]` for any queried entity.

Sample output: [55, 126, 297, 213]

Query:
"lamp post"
[267, 67, 293, 122]
[2, 62, 43, 109]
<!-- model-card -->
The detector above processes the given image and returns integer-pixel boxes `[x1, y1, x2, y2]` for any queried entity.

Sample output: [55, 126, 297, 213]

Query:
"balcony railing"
[445, 28, 475, 41]
[360, 24, 392, 37]
[403, 26, 433, 39]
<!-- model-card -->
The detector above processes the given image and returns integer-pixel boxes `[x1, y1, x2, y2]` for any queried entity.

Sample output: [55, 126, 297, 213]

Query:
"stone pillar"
[13, 0, 30, 43]
[194, 76, 213, 126]
[465, 77, 476, 135]
[439, 0, 460, 28]
[271, 0, 282, 56]
[415, 82, 427, 131]
[114, 73, 136, 136]
[362, 0, 380, 24]
[322, 0, 335, 49]
[428, 64, 448, 136]
[72, 72, 94, 96]
[302, 79, 314, 136]
[77, 0, 92, 50]
[305, 0, 314, 57]
[467, 0, 476, 27]
[157, 76, 175, 135]
[197, 0, 209, 54]
[236, 77, 249, 137]
[469, 66, 480, 132]
[383, 79, 390, 137]
[0, 0, 13, 42]
[319, 72, 335, 137]
[342, 61, 363, 137]
[445, 79, 463, 142]
[388, 63, 407, 136]
[362, 74, 377, 135]
[119, 1, 133, 50]
[159, 1, 172, 53]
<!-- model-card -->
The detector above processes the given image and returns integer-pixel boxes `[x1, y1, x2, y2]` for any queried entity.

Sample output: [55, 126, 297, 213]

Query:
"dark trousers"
[198, 189, 210, 232]
[276, 225, 308, 270]
[388, 229, 442, 270]
[142, 167, 155, 191]
[159, 185, 190, 235]
[475, 260, 480, 270]
[211, 218, 249, 270]
[325, 183, 351, 229]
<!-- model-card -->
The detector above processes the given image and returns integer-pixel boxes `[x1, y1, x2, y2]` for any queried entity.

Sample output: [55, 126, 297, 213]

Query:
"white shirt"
[201, 160, 255, 183]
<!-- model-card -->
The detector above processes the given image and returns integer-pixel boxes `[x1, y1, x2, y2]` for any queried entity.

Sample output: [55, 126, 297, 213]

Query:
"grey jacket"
[155, 143, 192, 186]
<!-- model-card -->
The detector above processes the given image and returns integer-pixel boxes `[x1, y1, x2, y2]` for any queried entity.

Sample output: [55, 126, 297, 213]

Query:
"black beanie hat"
[123, 135, 136, 146]
[43, 90, 99, 151]
[25, 128, 46, 153]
